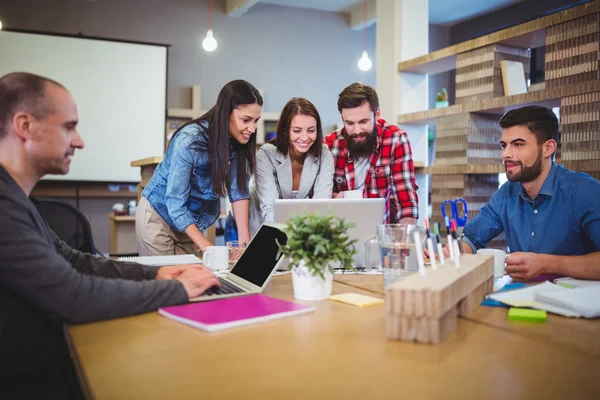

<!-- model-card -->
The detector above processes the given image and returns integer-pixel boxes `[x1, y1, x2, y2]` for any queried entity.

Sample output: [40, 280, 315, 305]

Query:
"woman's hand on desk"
[156, 264, 206, 280]
[176, 267, 221, 299]
[505, 252, 544, 280]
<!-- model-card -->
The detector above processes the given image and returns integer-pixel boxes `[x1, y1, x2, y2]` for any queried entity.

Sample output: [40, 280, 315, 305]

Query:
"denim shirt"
[143, 123, 250, 233]
[463, 164, 600, 255]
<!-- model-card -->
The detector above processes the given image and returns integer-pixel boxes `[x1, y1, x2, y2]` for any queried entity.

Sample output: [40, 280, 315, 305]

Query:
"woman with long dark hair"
[136, 80, 262, 255]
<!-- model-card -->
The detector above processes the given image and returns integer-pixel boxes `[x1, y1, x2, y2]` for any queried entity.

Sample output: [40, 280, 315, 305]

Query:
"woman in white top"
[248, 97, 334, 235]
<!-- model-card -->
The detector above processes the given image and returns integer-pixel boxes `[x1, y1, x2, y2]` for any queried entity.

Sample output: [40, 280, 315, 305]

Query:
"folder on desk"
[119, 254, 202, 266]
[159, 294, 315, 332]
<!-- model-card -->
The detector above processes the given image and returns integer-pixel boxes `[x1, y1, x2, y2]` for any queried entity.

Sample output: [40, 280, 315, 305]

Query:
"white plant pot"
[291, 260, 333, 301]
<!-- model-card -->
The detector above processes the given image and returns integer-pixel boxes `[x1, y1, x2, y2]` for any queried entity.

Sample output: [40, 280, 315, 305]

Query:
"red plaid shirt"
[324, 119, 419, 223]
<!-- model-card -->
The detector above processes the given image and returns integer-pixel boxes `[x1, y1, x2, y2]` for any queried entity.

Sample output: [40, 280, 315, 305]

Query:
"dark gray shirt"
[0, 166, 188, 391]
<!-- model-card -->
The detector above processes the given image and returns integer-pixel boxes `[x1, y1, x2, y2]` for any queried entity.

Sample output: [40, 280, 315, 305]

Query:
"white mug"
[477, 248, 506, 278]
[343, 189, 363, 199]
[202, 246, 229, 271]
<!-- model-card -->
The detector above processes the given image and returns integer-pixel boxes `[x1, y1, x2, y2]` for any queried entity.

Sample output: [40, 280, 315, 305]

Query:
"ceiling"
[259, 0, 525, 26]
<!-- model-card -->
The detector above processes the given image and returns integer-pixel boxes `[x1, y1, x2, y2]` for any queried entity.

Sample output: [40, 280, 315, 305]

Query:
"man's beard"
[506, 146, 543, 183]
[344, 126, 377, 159]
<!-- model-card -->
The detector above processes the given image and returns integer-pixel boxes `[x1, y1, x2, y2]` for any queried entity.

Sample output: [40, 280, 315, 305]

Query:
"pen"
[413, 230, 426, 276]
[445, 216, 454, 260]
[434, 222, 445, 265]
[424, 219, 437, 271]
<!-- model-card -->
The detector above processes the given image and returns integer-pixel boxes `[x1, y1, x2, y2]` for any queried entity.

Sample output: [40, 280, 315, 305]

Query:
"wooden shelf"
[109, 214, 136, 222]
[398, 79, 600, 124]
[32, 182, 138, 199]
[422, 164, 505, 175]
[397, 1, 600, 74]
[130, 157, 163, 167]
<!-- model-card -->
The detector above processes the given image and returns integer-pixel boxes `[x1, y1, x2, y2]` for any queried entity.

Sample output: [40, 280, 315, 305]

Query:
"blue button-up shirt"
[463, 164, 600, 255]
[143, 123, 250, 233]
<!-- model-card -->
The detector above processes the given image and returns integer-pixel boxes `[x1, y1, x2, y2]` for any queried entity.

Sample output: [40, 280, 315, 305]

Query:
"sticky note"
[329, 293, 384, 308]
[508, 308, 547, 323]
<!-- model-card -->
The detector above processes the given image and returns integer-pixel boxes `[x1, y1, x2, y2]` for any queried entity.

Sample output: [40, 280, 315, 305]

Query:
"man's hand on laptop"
[156, 264, 206, 280]
[176, 267, 221, 299]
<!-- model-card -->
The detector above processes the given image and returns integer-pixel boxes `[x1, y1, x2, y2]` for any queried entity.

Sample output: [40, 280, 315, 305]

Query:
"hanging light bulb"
[357, 0, 372, 71]
[358, 50, 372, 71]
[202, 0, 217, 52]
[202, 29, 217, 52]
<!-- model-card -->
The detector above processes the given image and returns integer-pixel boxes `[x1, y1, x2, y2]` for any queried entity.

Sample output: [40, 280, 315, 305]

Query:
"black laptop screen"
[230, 225, 288, 287]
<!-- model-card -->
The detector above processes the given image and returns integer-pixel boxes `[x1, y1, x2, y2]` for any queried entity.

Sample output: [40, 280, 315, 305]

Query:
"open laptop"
[273, 198, 385, 269]
[191, 223, 288, 302]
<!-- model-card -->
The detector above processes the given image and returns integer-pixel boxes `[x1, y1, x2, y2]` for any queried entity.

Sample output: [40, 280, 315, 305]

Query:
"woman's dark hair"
[273, 97, 323, 160]
[171, 80, 262, 197]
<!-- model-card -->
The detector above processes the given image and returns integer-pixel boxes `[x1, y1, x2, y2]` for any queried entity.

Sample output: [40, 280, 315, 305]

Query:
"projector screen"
[0, 30, 167, 182]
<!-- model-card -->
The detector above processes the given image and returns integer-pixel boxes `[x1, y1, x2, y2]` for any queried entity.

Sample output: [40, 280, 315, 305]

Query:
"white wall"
[0, 0, 376, 131]
[0, 0, 376, 253]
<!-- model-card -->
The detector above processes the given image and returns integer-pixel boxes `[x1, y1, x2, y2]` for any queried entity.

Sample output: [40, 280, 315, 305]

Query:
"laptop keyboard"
[203, 278, 246, 296]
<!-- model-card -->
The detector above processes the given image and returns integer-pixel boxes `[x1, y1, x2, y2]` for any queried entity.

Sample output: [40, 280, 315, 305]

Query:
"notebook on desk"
[159, 294, 315, 332]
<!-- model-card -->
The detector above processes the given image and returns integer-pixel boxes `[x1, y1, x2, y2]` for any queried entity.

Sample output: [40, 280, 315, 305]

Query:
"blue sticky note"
[481, 283, 528, 307]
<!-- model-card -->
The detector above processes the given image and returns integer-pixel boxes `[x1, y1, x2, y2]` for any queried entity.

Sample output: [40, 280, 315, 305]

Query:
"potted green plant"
[277, 211, 358, 301]
[435, 88, 449, 108]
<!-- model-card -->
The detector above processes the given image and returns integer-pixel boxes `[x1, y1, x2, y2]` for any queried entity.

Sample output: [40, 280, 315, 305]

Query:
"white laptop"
[273, 198, 385, 269]
[191, 223, 288, 302]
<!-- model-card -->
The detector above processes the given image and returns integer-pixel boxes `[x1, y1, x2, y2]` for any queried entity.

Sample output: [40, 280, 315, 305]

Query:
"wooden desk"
[67, 276, 599, 399]
[334, 274, 600, 358]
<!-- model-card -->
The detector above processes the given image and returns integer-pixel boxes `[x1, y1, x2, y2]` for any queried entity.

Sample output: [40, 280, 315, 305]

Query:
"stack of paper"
[487, 281, 600, 318]
[487, 282, 580, 317]
[119, 254, 202, 266]
[536, 287, 600, 318]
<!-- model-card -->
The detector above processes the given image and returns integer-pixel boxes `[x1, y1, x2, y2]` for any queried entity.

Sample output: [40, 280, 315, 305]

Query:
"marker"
[450, 219, 458, 240]
[453, 239, 461, 269]
[445, 216, 454, 260]
[413, 231, 426, 276]
[434, 223, 445, 265]
[424, 219, 437, 271]
[450, 219, 461, 268]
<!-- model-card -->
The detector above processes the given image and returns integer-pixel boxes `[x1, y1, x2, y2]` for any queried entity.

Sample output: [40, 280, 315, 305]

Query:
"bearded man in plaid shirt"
[325, 83, 419, 224]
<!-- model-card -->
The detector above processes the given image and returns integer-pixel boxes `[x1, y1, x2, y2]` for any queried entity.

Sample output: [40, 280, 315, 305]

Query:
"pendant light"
[202, 0, 217, 52]
[357, 0, 372, 71]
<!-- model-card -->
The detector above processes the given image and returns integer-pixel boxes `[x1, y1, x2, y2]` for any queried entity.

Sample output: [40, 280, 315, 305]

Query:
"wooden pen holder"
[386, 254, 494, 344]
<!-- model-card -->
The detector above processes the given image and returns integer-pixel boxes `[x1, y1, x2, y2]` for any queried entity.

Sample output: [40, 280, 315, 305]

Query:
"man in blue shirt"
[460, 105, 600, 280]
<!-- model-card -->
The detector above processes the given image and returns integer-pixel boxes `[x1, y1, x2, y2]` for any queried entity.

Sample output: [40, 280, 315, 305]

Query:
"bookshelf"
[398, 0, 600, 250]
[397, 1, 599, 74]
[399, 79, 600, 124]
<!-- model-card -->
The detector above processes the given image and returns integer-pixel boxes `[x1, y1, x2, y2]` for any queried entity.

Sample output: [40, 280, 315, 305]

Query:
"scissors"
[441, 198, 468, 227]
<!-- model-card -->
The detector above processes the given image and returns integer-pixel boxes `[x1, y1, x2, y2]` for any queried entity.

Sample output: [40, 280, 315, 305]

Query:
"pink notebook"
[159, 294, 315, 332]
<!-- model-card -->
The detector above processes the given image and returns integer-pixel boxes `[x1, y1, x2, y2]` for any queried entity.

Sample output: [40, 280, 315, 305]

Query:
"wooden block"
[386, 255, 494, 344]
[458, 278, 493, 317]
[386, 254, 494, 319]
[387, 306, 459, 345]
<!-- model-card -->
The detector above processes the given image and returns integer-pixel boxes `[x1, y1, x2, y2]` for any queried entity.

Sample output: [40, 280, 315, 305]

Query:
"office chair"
[33, 197, 98, 255]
